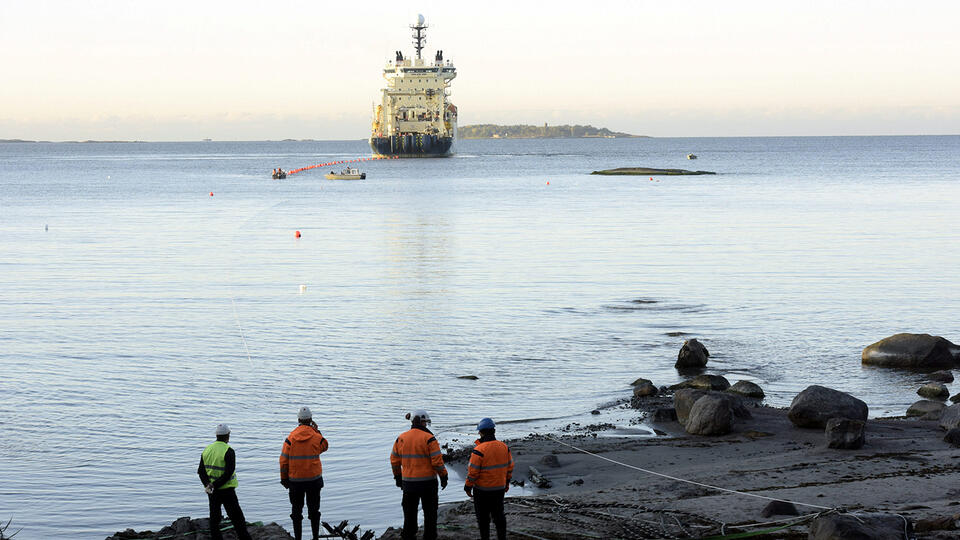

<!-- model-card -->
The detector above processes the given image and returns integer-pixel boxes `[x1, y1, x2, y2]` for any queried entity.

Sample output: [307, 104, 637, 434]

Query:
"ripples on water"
[1, 136, 959, 538]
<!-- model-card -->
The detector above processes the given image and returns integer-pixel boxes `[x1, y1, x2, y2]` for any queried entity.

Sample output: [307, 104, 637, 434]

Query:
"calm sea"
[1, 136, 959, 538]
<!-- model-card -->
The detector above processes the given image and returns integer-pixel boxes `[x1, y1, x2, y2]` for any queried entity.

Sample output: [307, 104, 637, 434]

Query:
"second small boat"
[325, 167, 366, 180]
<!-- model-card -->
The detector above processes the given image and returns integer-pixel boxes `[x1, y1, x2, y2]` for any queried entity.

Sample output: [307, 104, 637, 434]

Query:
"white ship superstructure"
[370, 15, 457, 157]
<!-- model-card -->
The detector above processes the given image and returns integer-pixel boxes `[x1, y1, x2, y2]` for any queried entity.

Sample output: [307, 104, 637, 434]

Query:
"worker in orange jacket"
[280, 406, 329, 540]
[390, 409, 448, 540]
[464, 418, 514, 540]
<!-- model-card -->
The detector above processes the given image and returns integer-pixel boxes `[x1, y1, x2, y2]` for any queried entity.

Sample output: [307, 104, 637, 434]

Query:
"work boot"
[291, 518, 302, 540]
[310, 518, 320, 540]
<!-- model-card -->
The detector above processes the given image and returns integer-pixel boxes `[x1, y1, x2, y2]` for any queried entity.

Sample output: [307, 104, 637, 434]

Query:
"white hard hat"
[215, 423, 231, 436]
[408, 409, 430, 423]
[298, 406, 312, 421]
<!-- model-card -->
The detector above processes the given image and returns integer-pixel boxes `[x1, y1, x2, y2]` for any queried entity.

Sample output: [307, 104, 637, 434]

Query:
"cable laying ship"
[370, 15, 457, 158]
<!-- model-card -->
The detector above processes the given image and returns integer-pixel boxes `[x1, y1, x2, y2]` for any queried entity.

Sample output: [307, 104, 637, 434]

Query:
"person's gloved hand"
[464, 486, 473, 498]
[505, 480, 510, 493]
[204, 484, 214, 495]
[440, 475, 448, 490]
[281, 478, 290, 489]
[395, 476, 403, 488]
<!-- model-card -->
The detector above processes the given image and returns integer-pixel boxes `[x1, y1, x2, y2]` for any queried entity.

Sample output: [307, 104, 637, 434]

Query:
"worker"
[279, 406, 329, 540]
[390, 409, 448, 540]
[464, 418, 514, 540]
[197, 424, 253, 540]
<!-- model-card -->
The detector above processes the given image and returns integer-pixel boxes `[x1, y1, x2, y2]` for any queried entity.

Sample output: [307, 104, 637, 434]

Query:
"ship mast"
[410, 14, 427, 59]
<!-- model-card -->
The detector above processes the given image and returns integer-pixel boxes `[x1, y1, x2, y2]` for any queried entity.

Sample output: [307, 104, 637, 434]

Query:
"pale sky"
[2, 0, 958, 140]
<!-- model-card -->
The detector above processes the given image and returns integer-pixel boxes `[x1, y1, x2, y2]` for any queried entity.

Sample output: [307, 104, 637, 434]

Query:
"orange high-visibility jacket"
[465, 439, 514, 491]
[390, 427, 447, 482]
[280, 424, 329, 482]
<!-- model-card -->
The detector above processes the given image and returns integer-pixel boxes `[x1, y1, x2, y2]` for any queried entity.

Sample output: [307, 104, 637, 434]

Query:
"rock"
[457, 375, 479, 380]
[915, 514, 960, 532]
[684, 395, 733, 435]
[906, 400, 946, 418]
[727, 380, 765, 399]
[676, 338, 709, 369]
[919, 382, 950, 400]
[590, 409, 600, 415]
[674, 388, 752, 426]
[672, 374, 730, 391]
[651, 407, 678, 423]
[862, 333, 957, 369]
[939, 404, 960, 431]
[761, 500, 799, 518]
[809, 512, 912, 540]
[528, 466, 552, 488]
[952, 394, 960, 404]
[825, 418, 865, 449]
[787, 386, 868, 429]
[630, 377, 653, 386]
[930, 370, 955, 382]
[631, 381, 659, 401]
[107, 518, 295, 540]
[539, 454, 561, 468]
[944, 429, 960, 447]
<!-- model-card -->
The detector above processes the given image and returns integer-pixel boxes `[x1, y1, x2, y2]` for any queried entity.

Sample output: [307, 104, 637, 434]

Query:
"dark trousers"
[401, 479, 439, 540]
[207, 487, 252, 540]
[289, 479, 323, 540]
[473, 489, 506, 540]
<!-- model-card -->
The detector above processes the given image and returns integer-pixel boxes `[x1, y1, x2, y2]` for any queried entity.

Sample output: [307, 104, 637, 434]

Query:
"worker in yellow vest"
[464, 418, 514, 540]
[198, 424, 253, 540]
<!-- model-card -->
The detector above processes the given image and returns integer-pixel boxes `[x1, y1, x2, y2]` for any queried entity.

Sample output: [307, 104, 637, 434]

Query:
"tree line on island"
[459, 124, 644, 139]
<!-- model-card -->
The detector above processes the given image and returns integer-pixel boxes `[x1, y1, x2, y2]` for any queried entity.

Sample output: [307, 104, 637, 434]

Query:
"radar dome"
[417, 14, 425, 25]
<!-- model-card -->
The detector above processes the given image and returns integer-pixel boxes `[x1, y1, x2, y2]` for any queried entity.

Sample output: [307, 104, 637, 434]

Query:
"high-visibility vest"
[390, 427, 447, 482]
[201, 441, 238, 490]
[280, 424, 328, 483]
[465, 439, 514, 491]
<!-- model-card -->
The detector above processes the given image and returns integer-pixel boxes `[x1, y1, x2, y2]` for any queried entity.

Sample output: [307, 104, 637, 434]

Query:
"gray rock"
[862, 333, 957, 369]
[809, 512, 912, 540]
[787, 385, 868, 429]
[727, 380, 765, 399]
[825, 417, 865, 449]
[939, 404, 960, 431]
[630, 377, 653, 386]
[930, 370, 955, 383]
[674, 388, 751, 426]
[906, 400, 946, 418]
[918, 382, 950, 400]
[676, 338, 709, 369]
[944, 428, 960, 447]
[761, 500, 799, 518]
[684, 395, 733, 436]
[632, 382, 658, 398]
[672, 374, 730, 391]
[651, 407, 678, 423]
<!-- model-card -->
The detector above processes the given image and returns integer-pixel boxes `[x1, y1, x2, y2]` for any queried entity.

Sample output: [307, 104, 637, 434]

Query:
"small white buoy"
[299, 284, 307, 294]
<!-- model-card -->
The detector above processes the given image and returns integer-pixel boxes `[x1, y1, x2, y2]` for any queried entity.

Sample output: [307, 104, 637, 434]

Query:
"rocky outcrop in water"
[675, 339, 709, 369]
[787, 385, 868, 429]
[862, 333, 958, 369]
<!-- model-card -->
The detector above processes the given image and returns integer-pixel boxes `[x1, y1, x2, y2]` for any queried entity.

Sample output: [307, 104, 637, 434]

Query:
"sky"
[1, 0, 958, 140]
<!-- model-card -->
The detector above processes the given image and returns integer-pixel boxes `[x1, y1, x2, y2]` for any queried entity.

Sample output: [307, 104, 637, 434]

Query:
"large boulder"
[676, 338, 709, 369]
[684, 395, 733, 435]
[674, 388, 751, 426]
[787, 386, 868, 429]
[825, 418, 865, 449]
[862, 333, 957, 369]
[939, 404, 960, 431]
[727, 380, 765, 399]
[906, 400, 946, 418]
[809, 512, 912, 540]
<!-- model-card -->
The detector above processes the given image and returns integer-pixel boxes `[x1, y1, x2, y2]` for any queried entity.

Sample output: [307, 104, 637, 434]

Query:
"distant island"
[459, 124, 645, 139]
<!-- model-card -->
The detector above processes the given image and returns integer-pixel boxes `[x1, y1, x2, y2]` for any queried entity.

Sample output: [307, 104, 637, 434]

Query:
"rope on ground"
[546, 435, 834, 511]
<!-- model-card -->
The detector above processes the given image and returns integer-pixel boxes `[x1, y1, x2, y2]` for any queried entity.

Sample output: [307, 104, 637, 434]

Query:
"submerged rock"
[825, 418, 865, 449]
[675, 339, 710, 369]
[787, 386, 868, 429]
[726, 380, 765, 399]
[862, 333, 957, 369]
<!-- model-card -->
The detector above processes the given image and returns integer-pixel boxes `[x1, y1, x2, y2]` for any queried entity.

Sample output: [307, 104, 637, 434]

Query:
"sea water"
[1, 136, 959, 538]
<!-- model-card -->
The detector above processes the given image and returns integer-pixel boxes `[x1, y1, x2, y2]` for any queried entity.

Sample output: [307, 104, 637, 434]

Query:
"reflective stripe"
[279, 453, 289, 458]
[403, 475, 438, 481]
[475, 485, 507, 491]
[481, 462, 511, 470]
[288, 454, 320, 460]
[398, 453, 432, 458]
[466, 475, 477, 482]
[290, 474, 323, 482]
[429, 451, 441, 457]
[391, 451, 400, 457]
[472, 449, 484, 457]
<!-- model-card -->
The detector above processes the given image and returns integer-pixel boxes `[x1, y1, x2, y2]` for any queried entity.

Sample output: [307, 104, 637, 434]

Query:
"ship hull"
[369, 134, 454, 158]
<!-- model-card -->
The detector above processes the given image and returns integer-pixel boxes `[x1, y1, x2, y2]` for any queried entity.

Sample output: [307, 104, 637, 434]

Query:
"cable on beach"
[545, 435, 834, 511]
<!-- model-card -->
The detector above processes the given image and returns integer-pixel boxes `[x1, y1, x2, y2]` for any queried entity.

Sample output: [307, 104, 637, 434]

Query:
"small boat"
[325, 167, 366, 180]
[272, 169, 287, 179]
[686, 154, 698, 160]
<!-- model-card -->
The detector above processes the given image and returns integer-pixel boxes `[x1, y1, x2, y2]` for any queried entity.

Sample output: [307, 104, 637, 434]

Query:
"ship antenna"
[410, 14, 427, 59]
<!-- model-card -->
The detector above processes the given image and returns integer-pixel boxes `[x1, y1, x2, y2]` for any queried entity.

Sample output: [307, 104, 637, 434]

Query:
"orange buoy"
[209, 192, 214, 196]
[546, 181, 550, 185]
[295, 230, 301, 239]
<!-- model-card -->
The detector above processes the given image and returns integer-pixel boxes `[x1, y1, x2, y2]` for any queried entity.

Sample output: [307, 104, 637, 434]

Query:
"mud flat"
[591, 167, 717, 176]
[384, 400, 960, 539]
